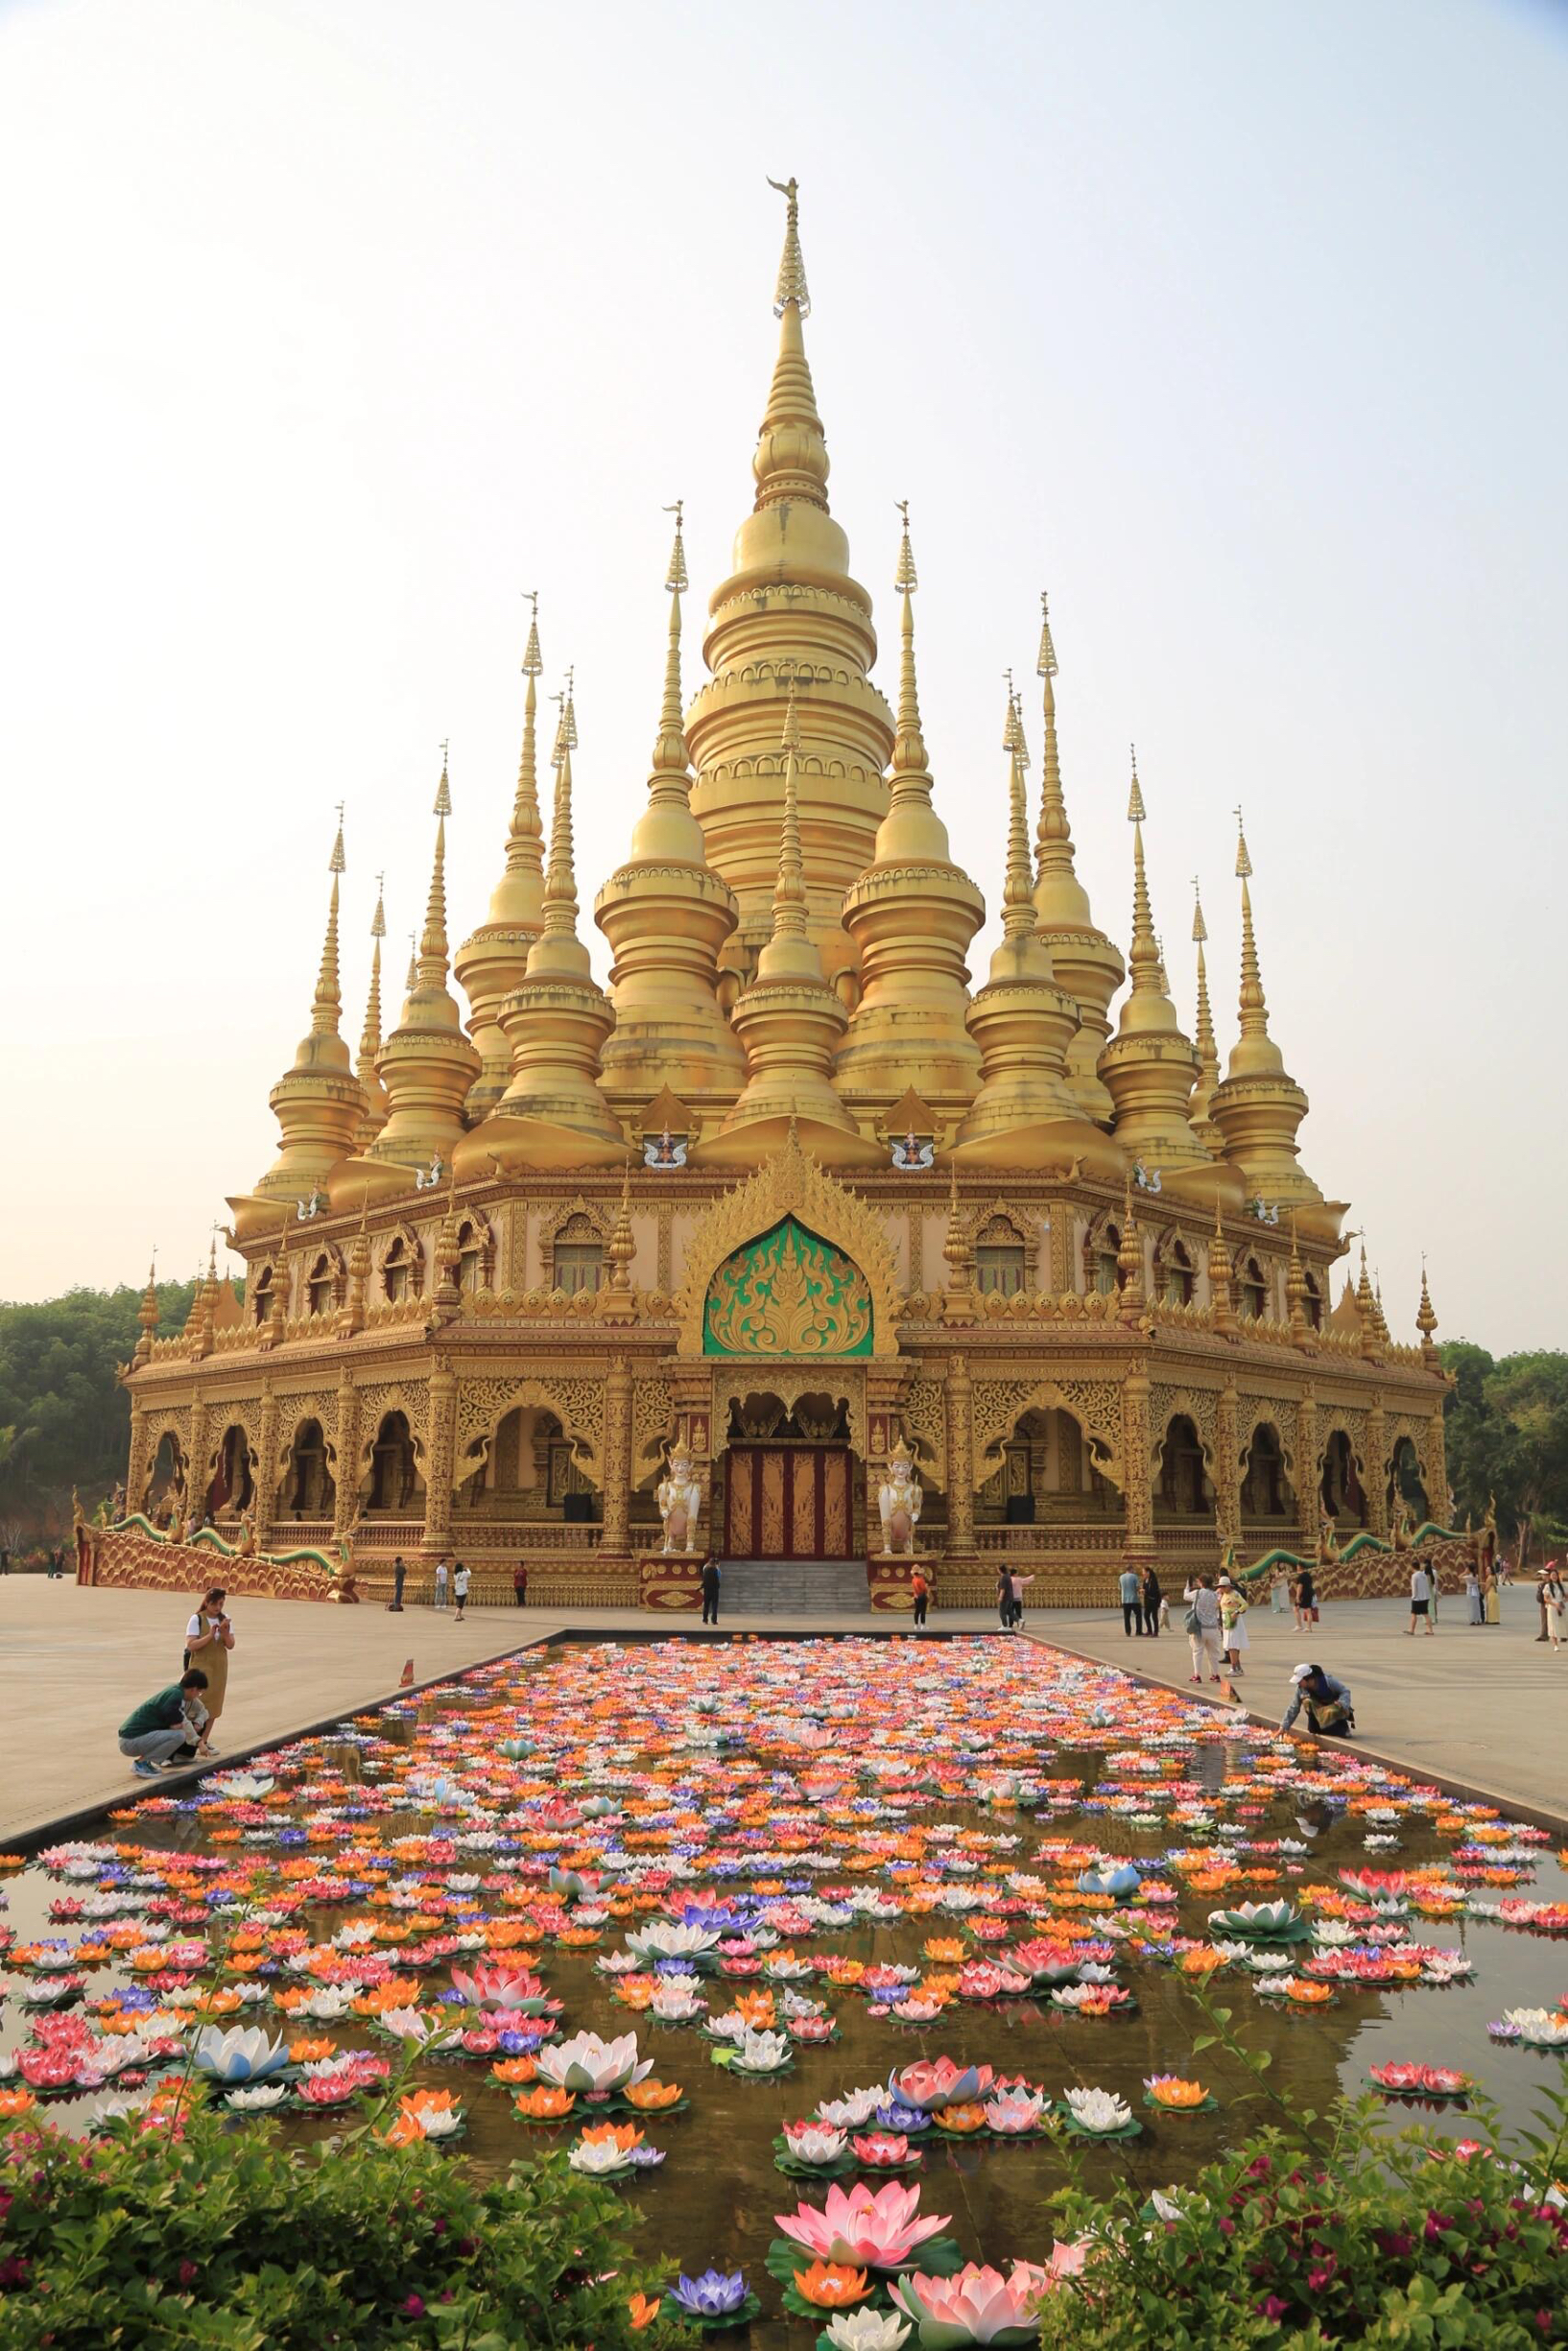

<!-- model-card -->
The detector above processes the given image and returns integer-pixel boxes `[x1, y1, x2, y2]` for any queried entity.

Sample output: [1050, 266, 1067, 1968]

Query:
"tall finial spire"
[888, 501, 930, 793]
[509, 592, 545, 875]
[1097, 748, 1207, 1177]
[311, 812, 345, 1036]
[1187, 875, 1223, 1154]
[543, 736, 582, 942]
[753, 176, 828, 513]
[769, 690, 809, 944]
[355, 874, 389, 1146]
[1125, 749, 1159, 992]
[416, 758, 450, 984]
[1000, 693, 1036, 941]
[768, 174, 810, 317]
[647, 502, 691, 796]
[405, 932, 418, 994]
[1233, 804, 1269, 1040]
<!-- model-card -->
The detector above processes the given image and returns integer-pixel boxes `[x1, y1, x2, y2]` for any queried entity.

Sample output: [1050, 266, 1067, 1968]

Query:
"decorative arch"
[1153, 1226, 1197, 1307]
[378, 1224, 425, 1305]
[352, 1385, 430, 1476]
[305, 1246, 345, 1318]
[455, 1374, 606, 1483]
[1081, 1208, 1123, 1297]
[538, 1195, 613, 1294]
[455, 1212, 495, 1294]
[971, 1377, 1125, 1491]
[971, 1199, 1037, 1297]
[674, 1131, 902, 1360]
[1148, 1386, 1220, 1473]
[1240, 1419, 1294, 1520]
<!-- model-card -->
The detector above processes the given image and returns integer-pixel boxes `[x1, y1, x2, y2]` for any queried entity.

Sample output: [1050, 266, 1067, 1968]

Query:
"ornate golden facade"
[121, 185, 1447, 1608]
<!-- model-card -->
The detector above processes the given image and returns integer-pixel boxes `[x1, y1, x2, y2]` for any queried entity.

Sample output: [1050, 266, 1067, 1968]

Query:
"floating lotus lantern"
[888, 2259, 1061, 2347]
[190, 2024, 289, 2083]
[534, 2030, 652, 2095]
[773, 2179, 953, 2271]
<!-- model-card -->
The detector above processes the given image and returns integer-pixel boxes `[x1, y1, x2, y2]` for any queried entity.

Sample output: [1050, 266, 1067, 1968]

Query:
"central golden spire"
[456, 596, 549, 1116]
[699, 691, 879, 1166]
[836, 507, 985, 1118]
[594, 505, 744, 1114]
[1031, 592, 1123, 1124]
[687, 179, 892, 982]
[952, 694, 1120, 1173]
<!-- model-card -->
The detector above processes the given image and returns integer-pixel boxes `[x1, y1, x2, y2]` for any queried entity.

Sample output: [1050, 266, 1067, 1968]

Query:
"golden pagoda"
[123, 183, 1447, 1611]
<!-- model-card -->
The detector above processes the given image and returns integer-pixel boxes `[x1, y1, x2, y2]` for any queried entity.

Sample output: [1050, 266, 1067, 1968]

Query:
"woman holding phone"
[183, 1587, 234, 1754]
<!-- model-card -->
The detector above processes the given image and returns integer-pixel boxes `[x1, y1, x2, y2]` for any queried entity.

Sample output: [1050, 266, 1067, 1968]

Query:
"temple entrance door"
[724, 1447, 853, 1560]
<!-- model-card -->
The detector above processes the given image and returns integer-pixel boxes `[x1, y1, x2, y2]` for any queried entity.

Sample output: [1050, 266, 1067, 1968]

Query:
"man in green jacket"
[118, 1670, 209, 1777]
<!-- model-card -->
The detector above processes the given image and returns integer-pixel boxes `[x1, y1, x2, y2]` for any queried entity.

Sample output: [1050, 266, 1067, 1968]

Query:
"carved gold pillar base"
[126, 1402, 150, 1515]
[421, 1367, 456, 1556]
[1215, 1382, 1242, 1550]
[601, 1358, 632, 1556]
[1120, 1360, 1154, 1567]
[187, 1396, 208, 1521]
[1296, 1388, 1319, 1557]
[255, 1385, 278, 1551]
[333, 1378, 359, 1541]
[945, 1355, 974, 1553]
[1366, 1406, 1389, 1537]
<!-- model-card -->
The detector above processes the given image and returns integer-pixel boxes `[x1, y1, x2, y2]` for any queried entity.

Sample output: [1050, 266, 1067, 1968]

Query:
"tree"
[0, 1280, 197, 1536]
[1441, 1341, 1568, 1564]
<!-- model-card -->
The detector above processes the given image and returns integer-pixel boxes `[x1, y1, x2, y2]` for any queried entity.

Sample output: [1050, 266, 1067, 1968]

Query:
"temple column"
[126, 1400, 151, 1514]
[1424, 1407, 1448, 1523]
[668, 1368, 716, 1555]
[422, 1368, 456, 1555]
[187, 1393, 208, 1519]
[1366, 1401, 1389, 1535]
[601, 1359, 632, 1555]
[1215, 1382, 1242, 1551]
[333, 1376, 359, 1540]
[1296, 1387, 1319, 1556]
[945, 1353, 974, 1553]
[1120, 1361, 1154, 1569]
[255, 1385, 278, 1546]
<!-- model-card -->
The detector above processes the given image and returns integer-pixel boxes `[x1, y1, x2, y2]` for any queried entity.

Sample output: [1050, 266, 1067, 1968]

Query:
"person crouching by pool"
[1282, 1662, 1355, 1739]
[118, 1670, 210, 1777]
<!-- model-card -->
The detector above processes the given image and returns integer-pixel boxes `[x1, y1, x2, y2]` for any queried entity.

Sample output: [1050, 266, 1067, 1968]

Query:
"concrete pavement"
[2, 1577, 1562, 1845]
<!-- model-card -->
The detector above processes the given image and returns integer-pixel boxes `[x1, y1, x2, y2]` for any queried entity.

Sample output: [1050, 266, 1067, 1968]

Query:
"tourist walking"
[1484, 1561, 1501, 1625]
[1141, 1565, 1163, 1636]
[182, 1588, 232, 1753]
[433, 1556, 449, 1611]
[512, 1562, 529, 1608]
[117, 1669, 209, 1777]
[1183, 1575, 1224, 1683]
[1292, 1565, 1317, 1630]
[1219, 1576, 1250, 1674]
[389, 1555, 407, 1612]
[1118, 1564, 1142, 1637]
[1542, 1564, 1566, 1651]
[1408, 1562, 1435, 1635]
[452, 1560, 470, 1621]
[1535, 1565, 1559, 1645]
[1464, 1564, 1484, 1625]
[910, 1566, 929, 1627]
[1008, 1569, 1033, 1627]
[0, 1545, 9, 1575]
[700, 1555, 722, 1626]
[1281, 1662, 1356, 1739]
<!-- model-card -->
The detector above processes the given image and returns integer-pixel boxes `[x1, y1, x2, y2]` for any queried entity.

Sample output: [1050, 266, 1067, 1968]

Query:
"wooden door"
[724, 1448, 853, 1558]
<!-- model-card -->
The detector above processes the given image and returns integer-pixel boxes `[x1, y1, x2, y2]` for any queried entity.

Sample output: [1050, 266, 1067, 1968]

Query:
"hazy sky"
[2, 0, 1563, 1351]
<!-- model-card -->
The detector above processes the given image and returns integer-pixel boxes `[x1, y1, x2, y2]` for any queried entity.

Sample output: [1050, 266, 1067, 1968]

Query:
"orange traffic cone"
[399, 1658, 415, 1687]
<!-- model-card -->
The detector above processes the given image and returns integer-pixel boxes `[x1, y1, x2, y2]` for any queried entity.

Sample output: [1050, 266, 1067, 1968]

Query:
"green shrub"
[1040, 2078, 1568, 2349]
[0, 2106, 676, 2350]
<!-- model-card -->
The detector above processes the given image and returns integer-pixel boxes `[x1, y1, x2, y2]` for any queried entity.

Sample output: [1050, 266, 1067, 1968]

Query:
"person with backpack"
[452, 1560, 470, 1621]
[1183, 1575, 1224, 1683]
[1281, 1662, 1356, 1738]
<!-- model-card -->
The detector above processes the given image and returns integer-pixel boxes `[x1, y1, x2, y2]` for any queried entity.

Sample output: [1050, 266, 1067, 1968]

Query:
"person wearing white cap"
[1281, 1661, 1355, 1738]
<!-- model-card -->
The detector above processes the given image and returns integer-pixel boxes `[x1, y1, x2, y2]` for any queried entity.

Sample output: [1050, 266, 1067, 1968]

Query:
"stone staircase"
[714, 1559, 872, 1616]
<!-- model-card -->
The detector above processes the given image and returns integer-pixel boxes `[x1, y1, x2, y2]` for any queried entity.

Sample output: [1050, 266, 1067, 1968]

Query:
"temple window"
[1161, 1240, 1195, 1306]
[1238, 1254, 1268, 1321]
[1087, 1223, 1121, 1295]
[457, 1220, 487, 1294]
[976, 1243, 1026, 1296]
[1302, 1270, 1323, 1330]
[555, 1243, 604, 1295]
[306, 1254, 335, 1317]
[250, 1264, 273, 1326]
[382, 1235, 416, 1304]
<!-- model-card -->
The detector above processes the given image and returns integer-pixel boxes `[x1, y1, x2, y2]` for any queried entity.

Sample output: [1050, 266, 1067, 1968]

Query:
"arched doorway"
[284, 1418, 335, 1519]
[1155, 1413, 1215, 1521]
[979, 1406, 1124, 1532]
[1388, 1437, 1428, 1524]
[721, 1391, 857, 1560]
[456, 1404, 600, 1528]
[207, 1424, 253, 1518]
[1320, 1429, 1366, 1529]
[1241, 1422, 1293, 1524]
[366, 1412, 423, 1514]
[144, 1432, 185, 1515]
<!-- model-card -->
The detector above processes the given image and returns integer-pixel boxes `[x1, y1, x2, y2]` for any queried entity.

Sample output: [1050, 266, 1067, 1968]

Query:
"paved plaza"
[0, 1578, 1561, 1847]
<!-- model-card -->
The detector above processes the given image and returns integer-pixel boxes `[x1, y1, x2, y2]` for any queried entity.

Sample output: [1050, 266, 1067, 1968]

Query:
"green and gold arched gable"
[674, 1129, 902, 1360]
[703, 1216, 873, 1358]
